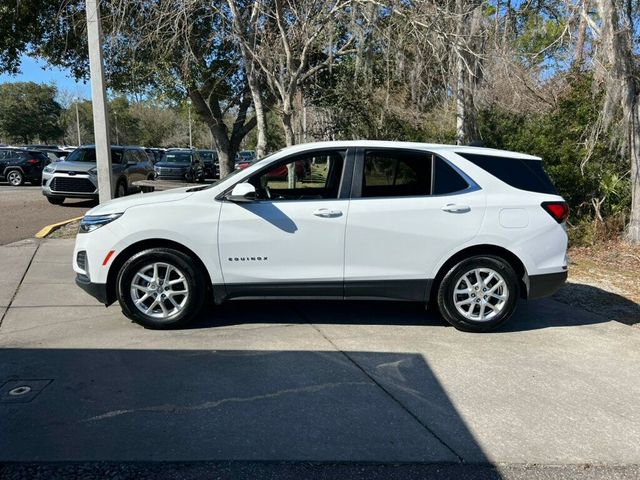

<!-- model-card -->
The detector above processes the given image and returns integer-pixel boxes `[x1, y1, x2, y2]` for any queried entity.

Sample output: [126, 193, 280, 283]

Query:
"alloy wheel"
[452, 268, 509, 322]
[130, 262, 190, 319]
[7, 171, 23, 186]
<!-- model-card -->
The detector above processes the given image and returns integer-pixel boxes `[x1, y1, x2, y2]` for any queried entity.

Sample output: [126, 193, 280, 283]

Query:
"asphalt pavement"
[0, 183, 93, 245]
[1, 238, 639, 479]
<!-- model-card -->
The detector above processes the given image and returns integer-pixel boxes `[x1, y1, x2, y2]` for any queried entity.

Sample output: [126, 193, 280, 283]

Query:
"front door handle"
[313, 208, 343, 218]
[441, 204, 471, 213]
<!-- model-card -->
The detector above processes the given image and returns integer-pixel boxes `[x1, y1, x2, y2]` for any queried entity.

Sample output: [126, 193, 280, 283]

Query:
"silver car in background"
[42, 145, 154, 205]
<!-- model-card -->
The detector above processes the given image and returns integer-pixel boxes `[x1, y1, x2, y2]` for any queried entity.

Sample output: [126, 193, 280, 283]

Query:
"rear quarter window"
[457, 152, 557, 195]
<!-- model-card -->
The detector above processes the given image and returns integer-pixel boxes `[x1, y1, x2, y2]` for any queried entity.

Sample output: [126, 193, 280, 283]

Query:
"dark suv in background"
[197, 149, 219, 179]
[154, 148, 205, 182]
[41, 145, 154, 204]
[0, 148, 50, 186]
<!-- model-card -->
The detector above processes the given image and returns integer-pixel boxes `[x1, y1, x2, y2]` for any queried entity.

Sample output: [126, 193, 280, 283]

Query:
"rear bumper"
[75, 274, 111, 305]
[526, 270, 568, 299]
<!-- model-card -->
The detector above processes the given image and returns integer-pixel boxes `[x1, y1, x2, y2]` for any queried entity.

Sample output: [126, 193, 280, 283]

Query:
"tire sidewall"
[115, 180, 127, 198]
[116, 248, 205, 329]
[438, 256, 519, 332]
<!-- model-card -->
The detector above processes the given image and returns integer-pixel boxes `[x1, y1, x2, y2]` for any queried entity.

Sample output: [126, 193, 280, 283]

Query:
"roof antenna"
[467, 140, 485, 147]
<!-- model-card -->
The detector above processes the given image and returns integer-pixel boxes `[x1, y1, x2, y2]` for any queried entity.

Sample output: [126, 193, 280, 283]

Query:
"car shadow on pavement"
[0, 347, 500, 477]
[186, 290, 626, 333]
[551, 281, 639, 326]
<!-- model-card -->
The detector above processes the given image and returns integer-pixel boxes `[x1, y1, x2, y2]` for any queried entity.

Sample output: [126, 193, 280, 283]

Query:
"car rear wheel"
[6, 170, 24, 186]
[46, 196, 65, 205]
[437, 256, 519, 332]
[115, 180, 127, 198]
[116, 248, 205, 329]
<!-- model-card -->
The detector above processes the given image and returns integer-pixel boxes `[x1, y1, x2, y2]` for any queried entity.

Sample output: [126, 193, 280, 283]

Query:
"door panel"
[218, 200, 349, 286]
[344, 190, 486, 283]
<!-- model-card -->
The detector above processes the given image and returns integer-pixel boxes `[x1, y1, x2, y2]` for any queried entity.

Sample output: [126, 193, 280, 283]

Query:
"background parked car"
[197, 149, 219, 179]
[154, 148, 205, 182]
[0, 147, 50, 186]
[41, 145, 154, 204]
[144, 148, 165, 165]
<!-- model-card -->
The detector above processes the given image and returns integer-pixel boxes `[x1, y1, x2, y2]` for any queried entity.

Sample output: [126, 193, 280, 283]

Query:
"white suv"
[73, 141, 568, 332]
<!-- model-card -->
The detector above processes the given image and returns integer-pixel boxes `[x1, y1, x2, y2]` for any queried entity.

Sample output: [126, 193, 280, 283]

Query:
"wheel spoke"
[478, 304, 486, 320]
[145, 299, 158, 314]
[488, 280, 504, 294]
[136, 271, 153, 283]
[135, 293, 150, 305]
[456, 298, 474, 306]
[167, 295, 181, 309]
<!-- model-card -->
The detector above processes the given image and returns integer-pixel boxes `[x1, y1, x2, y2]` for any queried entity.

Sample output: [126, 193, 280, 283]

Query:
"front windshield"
[199, 151, 216, 161]
[164, 152, 192, 163]
[65, 148, 123, 164]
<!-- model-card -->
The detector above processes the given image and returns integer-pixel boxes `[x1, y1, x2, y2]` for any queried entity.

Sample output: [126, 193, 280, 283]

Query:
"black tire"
[115, 179, 127, 198]
[436, 255, 519, 332]
[116, 248, 206, 329]
[6, 169, 24, 186]
[46, 196, 65, 205]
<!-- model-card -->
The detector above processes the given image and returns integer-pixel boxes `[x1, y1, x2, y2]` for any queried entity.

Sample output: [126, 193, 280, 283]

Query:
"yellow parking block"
[35, 216, 84, 238]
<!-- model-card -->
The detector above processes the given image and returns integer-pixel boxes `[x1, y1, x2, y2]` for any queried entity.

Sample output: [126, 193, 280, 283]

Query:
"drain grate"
[0, 379, 52, 404]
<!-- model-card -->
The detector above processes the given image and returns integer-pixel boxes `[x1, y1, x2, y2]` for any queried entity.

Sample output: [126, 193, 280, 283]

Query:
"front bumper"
[42, 171, 98, 198]
[75, 274, 111, 305]
[526, 270, 568, 299]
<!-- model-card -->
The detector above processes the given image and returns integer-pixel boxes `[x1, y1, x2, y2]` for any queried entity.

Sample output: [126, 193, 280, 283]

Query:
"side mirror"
[228, 182, 256, 203]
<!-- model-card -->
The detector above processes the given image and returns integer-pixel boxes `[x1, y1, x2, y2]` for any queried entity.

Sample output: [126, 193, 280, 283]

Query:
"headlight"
[44, 165, 55, 173]
[88, 167, 97, 175]
[78, 213, 123, 233]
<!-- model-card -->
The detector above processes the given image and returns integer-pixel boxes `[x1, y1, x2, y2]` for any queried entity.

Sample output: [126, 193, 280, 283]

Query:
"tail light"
[541, 201, 569, 223]
[26, 159, 40, 165]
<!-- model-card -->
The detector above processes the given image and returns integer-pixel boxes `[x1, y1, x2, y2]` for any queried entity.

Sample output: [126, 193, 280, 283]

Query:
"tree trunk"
[575, 0, 589, 67]
[595, 0, 640, 244]
[281, 102, 296, 187]
[247, 66, 268, 159]
[454, 0, 466, 146]
[624, 94, 640, 243]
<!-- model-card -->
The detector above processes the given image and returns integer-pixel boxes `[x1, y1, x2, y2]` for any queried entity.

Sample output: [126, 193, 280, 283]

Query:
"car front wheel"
[437, 256, 519, 332]
[116, 248, 206, 329]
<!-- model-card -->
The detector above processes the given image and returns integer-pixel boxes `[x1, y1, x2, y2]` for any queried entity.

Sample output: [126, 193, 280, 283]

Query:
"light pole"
[188, 100, 193, 149]
[86, 0, 113, 203]
[74, 98, 82, 146]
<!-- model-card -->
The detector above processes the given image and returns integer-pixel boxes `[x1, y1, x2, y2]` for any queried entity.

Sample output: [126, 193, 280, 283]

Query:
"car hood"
[155, 162, 190, 168]
[86, 187, 195, 216]
[50, 161, 95, 173]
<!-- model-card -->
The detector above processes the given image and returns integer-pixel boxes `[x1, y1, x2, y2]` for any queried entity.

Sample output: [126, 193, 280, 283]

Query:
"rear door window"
[362, 150, 431, 197]
[458, 152, 557, 194]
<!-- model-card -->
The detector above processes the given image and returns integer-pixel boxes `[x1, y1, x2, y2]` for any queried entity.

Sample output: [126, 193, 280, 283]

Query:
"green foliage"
[478, 72, 629, 224]
[0, 82, 63, 143]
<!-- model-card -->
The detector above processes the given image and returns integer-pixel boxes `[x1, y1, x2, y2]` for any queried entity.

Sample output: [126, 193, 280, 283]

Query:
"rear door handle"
[441, 204, 471, 213]
[313, 208, 343, 218]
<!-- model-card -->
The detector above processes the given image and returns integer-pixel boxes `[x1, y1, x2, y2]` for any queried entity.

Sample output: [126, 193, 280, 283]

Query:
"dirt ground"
[553, 240, 640, 325]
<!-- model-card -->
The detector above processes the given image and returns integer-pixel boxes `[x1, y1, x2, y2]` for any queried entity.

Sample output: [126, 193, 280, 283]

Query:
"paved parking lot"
[0, 183, 93, 245]
[1, 239, 639, 478]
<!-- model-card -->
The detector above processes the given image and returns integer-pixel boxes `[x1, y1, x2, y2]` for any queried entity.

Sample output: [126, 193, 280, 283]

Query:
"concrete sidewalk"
[1, 239, 639, 470]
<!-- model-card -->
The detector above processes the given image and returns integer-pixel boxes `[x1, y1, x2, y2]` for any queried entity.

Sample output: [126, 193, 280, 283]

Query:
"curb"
[35, 216, 84, 239]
